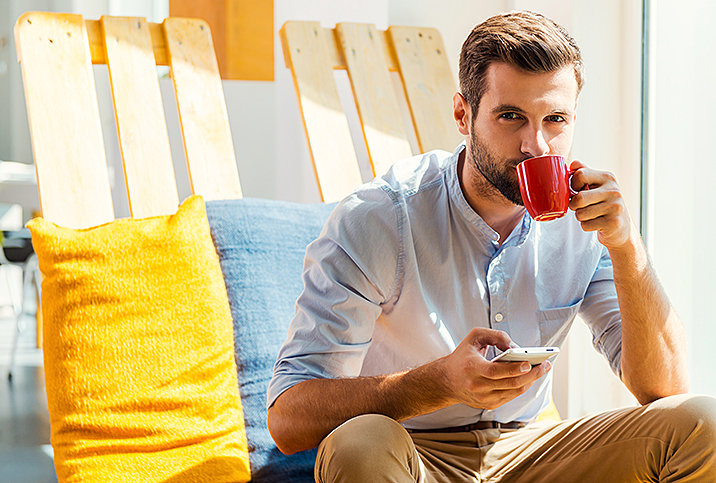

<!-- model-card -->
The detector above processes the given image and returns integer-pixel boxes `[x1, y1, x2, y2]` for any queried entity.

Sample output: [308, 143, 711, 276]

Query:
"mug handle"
[568, 169, 590, 197]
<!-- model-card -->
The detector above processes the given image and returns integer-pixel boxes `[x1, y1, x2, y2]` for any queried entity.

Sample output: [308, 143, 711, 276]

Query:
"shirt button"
[494, 313, 504, 322]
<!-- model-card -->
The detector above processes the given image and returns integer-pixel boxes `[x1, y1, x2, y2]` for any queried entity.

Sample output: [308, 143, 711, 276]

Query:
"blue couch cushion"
[206, 198, 337, 483]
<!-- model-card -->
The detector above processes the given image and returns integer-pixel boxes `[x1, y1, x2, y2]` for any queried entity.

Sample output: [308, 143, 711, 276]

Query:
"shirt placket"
[486, 250, 509, 334]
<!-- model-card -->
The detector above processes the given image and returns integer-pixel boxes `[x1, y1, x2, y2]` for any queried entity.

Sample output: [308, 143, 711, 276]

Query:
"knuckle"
[606, 189, 623, 204]
[505, 377, 520, 389]
[509, 370, 528, 384]
[484, 364, 500, 379]
[465, 327, 480, 342]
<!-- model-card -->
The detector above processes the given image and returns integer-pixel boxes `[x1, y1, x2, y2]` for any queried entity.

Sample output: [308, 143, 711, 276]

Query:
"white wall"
[0, 0, 9, 159]
[648, 0, 716, 398]
[562, 0, 643, 416]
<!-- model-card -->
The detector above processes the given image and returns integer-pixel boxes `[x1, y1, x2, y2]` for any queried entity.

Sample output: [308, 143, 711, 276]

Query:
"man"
[268, 10, 716, 482]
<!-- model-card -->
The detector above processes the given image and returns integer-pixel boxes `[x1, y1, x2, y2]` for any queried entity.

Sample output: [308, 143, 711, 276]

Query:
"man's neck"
[457, 150, 526, 245]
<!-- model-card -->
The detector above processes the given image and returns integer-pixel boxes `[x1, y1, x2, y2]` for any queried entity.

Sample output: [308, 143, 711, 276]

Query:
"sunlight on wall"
[649, 0, 716, 397]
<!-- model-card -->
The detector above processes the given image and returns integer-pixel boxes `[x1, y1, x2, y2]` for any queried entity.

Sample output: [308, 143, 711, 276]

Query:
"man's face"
[465, 62, 579, 205]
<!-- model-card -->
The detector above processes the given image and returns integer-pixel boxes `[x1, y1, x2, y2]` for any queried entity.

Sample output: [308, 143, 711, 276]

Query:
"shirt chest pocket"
[537, 299, 583, 347]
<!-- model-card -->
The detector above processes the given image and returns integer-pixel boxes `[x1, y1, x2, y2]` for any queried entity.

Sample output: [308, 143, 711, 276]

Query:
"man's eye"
[546, 115, 566, 123]
[500, 112, 521, 120]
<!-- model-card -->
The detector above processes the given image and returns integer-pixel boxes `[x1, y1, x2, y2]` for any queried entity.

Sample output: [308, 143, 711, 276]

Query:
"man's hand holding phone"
[437, 328, 554, 411]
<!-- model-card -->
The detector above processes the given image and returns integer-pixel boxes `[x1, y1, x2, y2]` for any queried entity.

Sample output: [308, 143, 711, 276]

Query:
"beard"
[468, 130, 525, 206]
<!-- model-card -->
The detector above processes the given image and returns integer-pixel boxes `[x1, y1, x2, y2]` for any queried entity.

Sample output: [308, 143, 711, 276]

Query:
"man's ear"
[453, 92, 471, 136]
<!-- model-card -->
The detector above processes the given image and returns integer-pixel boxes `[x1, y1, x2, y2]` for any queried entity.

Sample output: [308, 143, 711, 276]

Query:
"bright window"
[645, 0, 716, 397]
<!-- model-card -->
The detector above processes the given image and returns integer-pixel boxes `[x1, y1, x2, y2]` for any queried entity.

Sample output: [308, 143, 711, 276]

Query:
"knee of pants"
[315, 414, 417, 481]
[651, 394, 716, 475]
[652, 394, 716, 433]
[649, 394, 716, 453]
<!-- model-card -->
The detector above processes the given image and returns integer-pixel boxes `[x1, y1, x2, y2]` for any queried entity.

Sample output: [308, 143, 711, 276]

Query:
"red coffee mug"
[516, 155, 579, 222]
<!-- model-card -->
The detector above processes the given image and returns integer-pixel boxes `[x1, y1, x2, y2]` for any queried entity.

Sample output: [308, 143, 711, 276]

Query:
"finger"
[571, 195, 613, 221]
[481, 388, 531, 410]
[484, 372, 547, 408]
[457, 361, 552, 409]
[571, 187, 629, 232]
[570, 168, 597, 194]
[575, 202, 626, 228]
[569, 160, 586, 171]
[466, 327, 513, 352]
[569, 179, 623, 214]
[571, 167, 619, 195]
[484, 359, 551, 382]
[568, 161, 590, 192]
[480, 362, 552, 408]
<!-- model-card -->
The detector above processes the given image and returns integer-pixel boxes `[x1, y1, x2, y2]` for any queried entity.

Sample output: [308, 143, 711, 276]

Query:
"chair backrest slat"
[164, 17, 242, 201]
[101, 16, 180, 219]
[15, 12, 115, 229]
[280, 21, 363, 203]
[388, 26, 463, 154]
[87, 19, 169, 66]
[335, 23, 412, 177]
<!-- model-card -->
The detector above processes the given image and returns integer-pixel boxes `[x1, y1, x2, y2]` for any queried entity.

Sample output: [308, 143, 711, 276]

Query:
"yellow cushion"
[28, 196, 250, 482]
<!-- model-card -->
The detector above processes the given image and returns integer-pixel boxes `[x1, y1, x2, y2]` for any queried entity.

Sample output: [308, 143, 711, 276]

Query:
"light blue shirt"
[267, 143, 622, 429]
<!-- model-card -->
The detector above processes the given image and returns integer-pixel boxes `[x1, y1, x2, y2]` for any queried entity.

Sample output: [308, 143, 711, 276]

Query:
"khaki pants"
[315, 394, 716, 482]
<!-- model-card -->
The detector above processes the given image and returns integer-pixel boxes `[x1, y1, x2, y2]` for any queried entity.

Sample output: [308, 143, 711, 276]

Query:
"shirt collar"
[445, 142, 533, 246]
[505, 212, 533, 247]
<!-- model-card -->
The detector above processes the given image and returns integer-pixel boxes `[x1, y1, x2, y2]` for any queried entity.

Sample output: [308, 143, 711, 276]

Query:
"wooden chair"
[280, 21, 464, 203]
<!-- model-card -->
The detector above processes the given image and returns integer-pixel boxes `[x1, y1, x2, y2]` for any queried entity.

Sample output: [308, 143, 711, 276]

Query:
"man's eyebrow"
[491, 104, 575, 116]
[492, 104, 525, 114]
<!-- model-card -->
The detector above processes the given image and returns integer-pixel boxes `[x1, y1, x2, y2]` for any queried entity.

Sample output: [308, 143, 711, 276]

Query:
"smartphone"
[491, 347, 560, 366]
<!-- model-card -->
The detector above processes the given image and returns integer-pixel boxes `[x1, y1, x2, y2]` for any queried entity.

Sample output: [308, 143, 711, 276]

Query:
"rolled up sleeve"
[267, 187, 401, 408]
[579, 246, 623, 377]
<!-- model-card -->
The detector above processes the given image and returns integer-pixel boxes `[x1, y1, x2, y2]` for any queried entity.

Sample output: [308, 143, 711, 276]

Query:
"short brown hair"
[458, 11, 584, 116]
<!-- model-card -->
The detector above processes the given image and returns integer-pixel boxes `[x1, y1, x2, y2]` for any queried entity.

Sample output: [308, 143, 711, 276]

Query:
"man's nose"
[520, 125, 550, 158]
